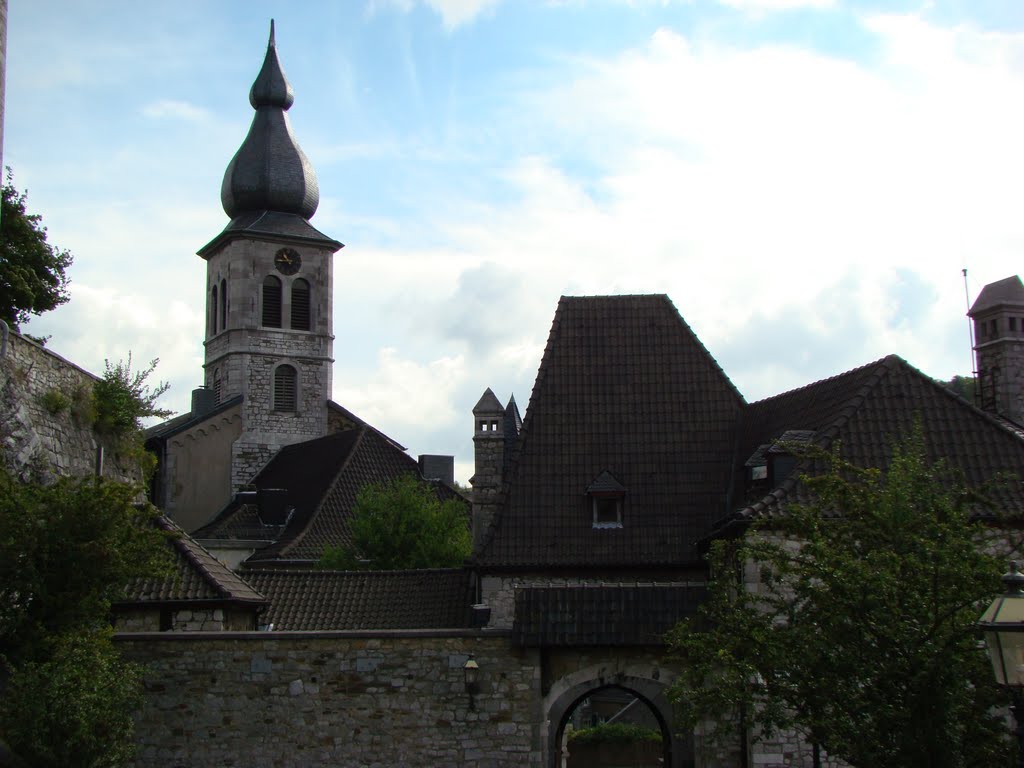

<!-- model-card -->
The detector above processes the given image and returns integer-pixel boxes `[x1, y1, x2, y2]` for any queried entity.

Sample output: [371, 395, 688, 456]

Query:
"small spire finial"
[269, 19, 276, 47]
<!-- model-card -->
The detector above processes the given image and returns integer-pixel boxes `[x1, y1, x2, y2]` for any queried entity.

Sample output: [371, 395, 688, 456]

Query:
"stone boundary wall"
[116, 630, 543, 768]
[0, 329, 138, 483]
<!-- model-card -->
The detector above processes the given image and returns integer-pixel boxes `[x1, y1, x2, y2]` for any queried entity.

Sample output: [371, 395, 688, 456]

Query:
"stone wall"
[117, 630, 543, 768]
[0, 329, 138, 483]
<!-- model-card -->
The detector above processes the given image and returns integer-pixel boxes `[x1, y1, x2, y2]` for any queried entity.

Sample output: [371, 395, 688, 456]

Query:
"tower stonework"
[969, 275, 1024, 427]
[470, 388, 515, 551]
[198, 22, 342, 489]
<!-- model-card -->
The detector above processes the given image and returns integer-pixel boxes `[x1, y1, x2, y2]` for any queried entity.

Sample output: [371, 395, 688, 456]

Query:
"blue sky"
[6, 0, 1024, 482]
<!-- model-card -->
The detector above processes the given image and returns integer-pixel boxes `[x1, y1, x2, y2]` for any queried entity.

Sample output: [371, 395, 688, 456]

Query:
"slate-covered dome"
[220, 21, 320, 220]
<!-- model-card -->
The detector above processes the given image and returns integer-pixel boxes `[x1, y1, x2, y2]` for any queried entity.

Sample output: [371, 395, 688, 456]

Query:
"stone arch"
[544, 663, 692, 768]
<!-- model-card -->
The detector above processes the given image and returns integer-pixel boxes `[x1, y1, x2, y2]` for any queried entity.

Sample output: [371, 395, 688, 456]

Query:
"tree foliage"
[941, 375, 977, 405]
[666, 431, 1016, 768]
[0, 469, 171, 766]
[319, 473, 471, 570]
[92, 354, 172, 438]
[0, 168, 73, 331]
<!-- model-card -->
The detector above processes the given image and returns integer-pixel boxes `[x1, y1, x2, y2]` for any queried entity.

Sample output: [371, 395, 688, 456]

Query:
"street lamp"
[978, 561, 1024, 767]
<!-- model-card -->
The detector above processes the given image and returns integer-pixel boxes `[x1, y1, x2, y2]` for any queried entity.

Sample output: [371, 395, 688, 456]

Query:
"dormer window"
[587, 471, 626, 529]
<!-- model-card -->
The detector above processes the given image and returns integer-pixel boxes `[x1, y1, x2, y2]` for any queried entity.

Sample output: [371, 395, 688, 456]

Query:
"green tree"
[319, 473, 471, 570]
[92, 354, 172, 438]
[0, 469, 171, 766]
[941, 375, 977, 405]
[0, 168, 73, 331]
[666, 431, 1015, 768]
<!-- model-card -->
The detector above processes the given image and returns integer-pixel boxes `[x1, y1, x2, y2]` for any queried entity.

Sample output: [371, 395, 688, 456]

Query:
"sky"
[5, 0, 1024, 483]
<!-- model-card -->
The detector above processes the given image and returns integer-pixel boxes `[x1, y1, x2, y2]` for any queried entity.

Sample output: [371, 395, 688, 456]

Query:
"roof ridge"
[812, 355, 900, 451]
[275, 425, 369, 559]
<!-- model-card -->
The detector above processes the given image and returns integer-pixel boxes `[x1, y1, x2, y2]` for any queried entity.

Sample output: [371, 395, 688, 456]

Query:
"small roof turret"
[220, 20, 320, 221]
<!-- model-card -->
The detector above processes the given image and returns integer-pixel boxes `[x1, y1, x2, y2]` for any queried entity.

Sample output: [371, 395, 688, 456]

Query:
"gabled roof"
[119, 516, 267, 607]
[195, 426, 466, 564]
[244, 569, 475, 630]
[718, 355, 1024, 531]
[477, 294, 745, 568]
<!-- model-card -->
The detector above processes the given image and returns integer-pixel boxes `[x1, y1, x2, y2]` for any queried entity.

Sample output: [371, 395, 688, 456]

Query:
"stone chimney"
[470, 388, 507, 552]
[968, 275, 1024, 426]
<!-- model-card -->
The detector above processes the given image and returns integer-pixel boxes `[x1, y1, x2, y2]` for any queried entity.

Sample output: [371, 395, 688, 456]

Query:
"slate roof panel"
[196, 425, 467, 564]
[724, 355, 1024, 527]
[512, 583, 706, 646]
[479, 295, 745, 567]
[244, 568, 474, 630]
[121, 516, 267, 606]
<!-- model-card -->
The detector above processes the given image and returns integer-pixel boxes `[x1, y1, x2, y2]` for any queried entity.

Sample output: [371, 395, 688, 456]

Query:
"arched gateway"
[543, 663, 693, 768]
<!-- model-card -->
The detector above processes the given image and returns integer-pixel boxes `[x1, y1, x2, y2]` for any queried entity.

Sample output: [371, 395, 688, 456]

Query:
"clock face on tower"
[274, 248, 302, 275]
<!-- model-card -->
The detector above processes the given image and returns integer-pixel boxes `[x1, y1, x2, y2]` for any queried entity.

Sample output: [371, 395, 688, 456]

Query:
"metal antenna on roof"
[963, 268, 977, 385]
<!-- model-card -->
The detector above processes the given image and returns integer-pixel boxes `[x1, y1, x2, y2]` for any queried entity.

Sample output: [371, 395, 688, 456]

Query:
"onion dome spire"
[220, 20, 320, 221]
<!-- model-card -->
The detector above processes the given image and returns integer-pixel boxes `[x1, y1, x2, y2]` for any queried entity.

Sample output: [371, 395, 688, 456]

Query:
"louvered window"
[210, 286, 218, 335]
[274, 365, 298, 412]
[262, 276, 282, 328]
[213, 368, 222, 404]
[291, 279, 311, 331]
[220, 279, 228, 331]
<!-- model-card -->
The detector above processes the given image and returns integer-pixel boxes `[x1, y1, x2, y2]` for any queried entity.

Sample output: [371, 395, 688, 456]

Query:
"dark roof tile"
[120, 516, 267, 606]
[245, 568, 474, 630]
[478, 295, 745, 568]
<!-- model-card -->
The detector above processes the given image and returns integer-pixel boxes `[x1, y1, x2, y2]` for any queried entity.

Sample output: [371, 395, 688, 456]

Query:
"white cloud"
[366, 0, 501, 29]
[333, 347, 466, 431]
[717, 0, 834, 11]
[424, 0, 502, 29]
[141, 100, 212, 123]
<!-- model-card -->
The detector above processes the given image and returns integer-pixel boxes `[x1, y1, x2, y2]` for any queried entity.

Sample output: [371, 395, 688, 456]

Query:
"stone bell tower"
[197, 21, 343, 488]
[968, 275, 1024, 427]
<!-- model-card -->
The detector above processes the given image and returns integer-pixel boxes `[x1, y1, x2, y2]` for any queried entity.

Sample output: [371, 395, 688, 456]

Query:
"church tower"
[968, 275, 1024, 427]
[197, 22, 343, 488]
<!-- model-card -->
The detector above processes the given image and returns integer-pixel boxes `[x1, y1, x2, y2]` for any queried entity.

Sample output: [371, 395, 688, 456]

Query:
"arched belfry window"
[210, 285, 218, 335]
[220, 278, 228, 331]
[273, 364, 298, 412]
[291, 278, 311, 331]
[262, 276, 282, 328]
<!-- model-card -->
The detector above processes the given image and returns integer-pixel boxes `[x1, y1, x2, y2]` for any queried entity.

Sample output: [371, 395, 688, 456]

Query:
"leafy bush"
[568, 723, 662, 746]
[319, 473, 470, 570]
[39, 388, 70, 415]
[92, 354, 172, 438]
[0, 468, 172, 766]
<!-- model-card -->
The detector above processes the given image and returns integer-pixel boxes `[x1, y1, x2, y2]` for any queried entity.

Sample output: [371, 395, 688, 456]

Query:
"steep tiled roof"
[720, 355, 1024, 530]
[512, 583, 706, 646]
[245, 569, 474, 630]
[478, 295, 745, 568]
[195, 426, 467, 564]
[120, 516, 267, 607]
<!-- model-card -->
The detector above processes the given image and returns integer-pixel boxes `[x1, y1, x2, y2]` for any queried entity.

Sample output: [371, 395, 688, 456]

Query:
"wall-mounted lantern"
[464, 655, 480, 710]
[978, 561, 1024, 768]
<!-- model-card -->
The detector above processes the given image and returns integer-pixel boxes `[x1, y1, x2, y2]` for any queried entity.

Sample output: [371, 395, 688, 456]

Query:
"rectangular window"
[592, 497, 623, 528]
[262, 277, 282, 328]
[291, 279, 311, 331]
